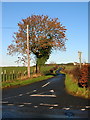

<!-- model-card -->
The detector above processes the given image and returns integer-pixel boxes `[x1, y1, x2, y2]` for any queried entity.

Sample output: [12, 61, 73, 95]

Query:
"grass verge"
[65, 74, 90, 99]
[2, 75, 53, 89]
[1, 65, 59, 89]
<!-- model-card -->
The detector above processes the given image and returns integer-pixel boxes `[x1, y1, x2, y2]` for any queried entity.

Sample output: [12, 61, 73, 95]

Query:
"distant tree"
[7, 15, 67, 75]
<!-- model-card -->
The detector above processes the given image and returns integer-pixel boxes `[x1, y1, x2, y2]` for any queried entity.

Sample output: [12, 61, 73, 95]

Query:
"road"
[2, 68, 90, 119]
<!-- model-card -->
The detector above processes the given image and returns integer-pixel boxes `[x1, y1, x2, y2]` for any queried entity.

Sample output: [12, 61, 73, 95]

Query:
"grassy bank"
[65, 73, 90, 99]
[61, 65, 90, 99]
[2, 75, 53, 89]
[1, 65, 59, 88]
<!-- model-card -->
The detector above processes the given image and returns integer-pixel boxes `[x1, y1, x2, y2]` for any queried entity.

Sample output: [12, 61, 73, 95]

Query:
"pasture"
[0, 65, 56, 82]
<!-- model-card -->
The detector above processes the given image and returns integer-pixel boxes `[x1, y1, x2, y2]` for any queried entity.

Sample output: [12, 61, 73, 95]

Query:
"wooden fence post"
[4, 70, 7, 82]
[1, 72, 3, 82]
[13, 70, 15, 80]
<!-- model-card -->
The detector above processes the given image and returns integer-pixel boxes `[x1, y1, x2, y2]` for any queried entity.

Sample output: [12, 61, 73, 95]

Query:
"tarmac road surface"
[2, 68, 90, 119]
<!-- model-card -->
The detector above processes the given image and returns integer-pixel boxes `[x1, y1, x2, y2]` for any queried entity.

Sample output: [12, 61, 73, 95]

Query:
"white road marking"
[81, 109, 86, 111]
[33, 90, 37, 92]
[49, 90, 54, 92]
[34, 106, 38, 108]
[26, 92, 30, 95]
[7, 104, 14, 106]
[63, 107, 70, 110]
[18, 105, 24, 107]
[42, 82, 50, 88]
[85, 106, 90, 108]
[23, 103, 32, 105]
[30, 94, 56, 97]
[53, 104, 58, 106]
[3, 90, 37, 100]
[49, 107, 53, 109]
[2, 101, 8, 104]
[3, 95, 18, 100]
[19, 94, 23, 96]
[26, 90, 37, 94]
[40, 103, 58, 107]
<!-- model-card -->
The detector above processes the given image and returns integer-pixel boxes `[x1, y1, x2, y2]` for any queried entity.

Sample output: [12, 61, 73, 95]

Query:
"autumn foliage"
[62, 64, 90, 88]
[78, 64, 90, 88]
[7, 15, 67, 73]
[7, 15, 67, 56]
[69, 65, 90, 88]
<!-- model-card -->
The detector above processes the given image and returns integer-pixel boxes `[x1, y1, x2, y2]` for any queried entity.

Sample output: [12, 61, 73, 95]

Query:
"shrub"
[71, 66, 81, 80]
[71, 64, 90, 88]
[78, 64, 90, 88]
[49, 65, 59, 74]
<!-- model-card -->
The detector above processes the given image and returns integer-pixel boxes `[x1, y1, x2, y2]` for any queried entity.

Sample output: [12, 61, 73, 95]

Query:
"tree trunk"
[36, 64, 41, 73]
[36, 63, 38, 73]
[38, 66, 41, 73]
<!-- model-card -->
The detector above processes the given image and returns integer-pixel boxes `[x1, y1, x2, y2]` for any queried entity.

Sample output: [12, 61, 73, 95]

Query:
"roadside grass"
[62, 65, 75, 71]
[2, 75, 53, 89]
[65, 74, 90, 99]
[1, 65, 58, 89]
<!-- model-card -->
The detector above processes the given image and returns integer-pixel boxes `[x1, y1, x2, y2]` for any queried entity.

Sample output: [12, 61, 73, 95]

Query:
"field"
[0, 64, 58, 88]
[0, 65, 56, 82]
[61, 64, 75, 71]
[1, 66, 33, 82]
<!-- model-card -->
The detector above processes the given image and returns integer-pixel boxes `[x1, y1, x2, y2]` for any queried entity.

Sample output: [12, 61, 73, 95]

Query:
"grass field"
[0, 65, 56, 82]
[62, 64, 75, 71]
[1, 65, 55, 74]
[1, 64, 58, 88]
[1, 66, 34, 75]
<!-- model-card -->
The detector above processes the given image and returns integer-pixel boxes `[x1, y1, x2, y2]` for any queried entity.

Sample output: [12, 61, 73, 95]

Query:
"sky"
[1, 2, 88, 66]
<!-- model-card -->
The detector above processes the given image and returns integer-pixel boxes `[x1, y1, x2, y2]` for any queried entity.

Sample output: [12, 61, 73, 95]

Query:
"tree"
[7, 15, 67, 75]
[35, 46, 52, 73]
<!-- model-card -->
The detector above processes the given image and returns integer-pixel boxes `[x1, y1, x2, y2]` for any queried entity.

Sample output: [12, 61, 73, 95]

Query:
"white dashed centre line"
[85, 106, 90, 108]
[49, 107, 53, 109]
[2, 101, 8, 104]
[42, 82, 50, 88]
[49, 90, 54, 92]
[18, 105, 24, 107]
[40, 103, 58, 107]
[30, 94, 56, 97]
[19, 94, 23, 96]
[24, 103, 32, 105]
[34, 106, 38, 108]
[63, 107, 70, 110]
[81, 109, 86, 111]
[7, 104, 14, 106]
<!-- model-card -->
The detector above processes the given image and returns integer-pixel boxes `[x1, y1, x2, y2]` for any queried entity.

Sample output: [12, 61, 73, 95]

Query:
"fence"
[1, 70, 28, 82]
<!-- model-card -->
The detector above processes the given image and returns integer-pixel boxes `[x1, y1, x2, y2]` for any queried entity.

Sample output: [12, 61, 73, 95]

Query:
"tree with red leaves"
[7, 15, 67, 76]
[78, 64, 90, 88]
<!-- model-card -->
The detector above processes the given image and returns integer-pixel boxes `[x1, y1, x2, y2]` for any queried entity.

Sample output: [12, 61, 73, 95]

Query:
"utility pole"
[78, 51, 82, 69]
[27, 25, 30, 78]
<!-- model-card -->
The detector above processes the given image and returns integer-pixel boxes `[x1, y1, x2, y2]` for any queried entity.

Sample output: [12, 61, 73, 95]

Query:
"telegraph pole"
[78, 51, 82, 69]
[27, 25, 30, 78]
